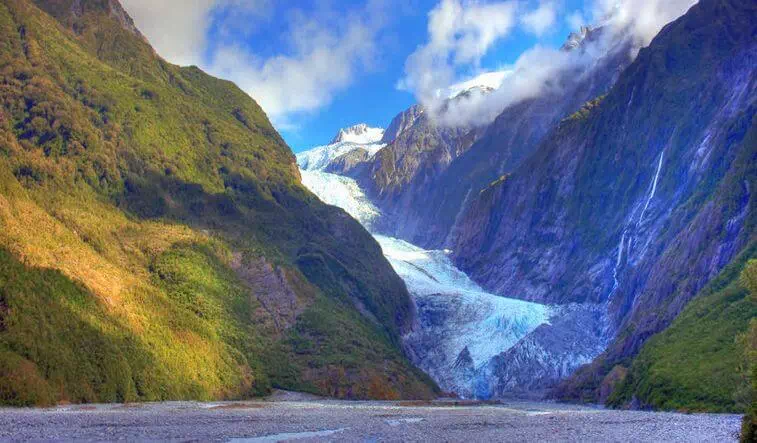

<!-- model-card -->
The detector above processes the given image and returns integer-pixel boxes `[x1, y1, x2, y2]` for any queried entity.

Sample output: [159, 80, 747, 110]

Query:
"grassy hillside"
[607, 246, 757, 412]
[0, 0, 437, 405]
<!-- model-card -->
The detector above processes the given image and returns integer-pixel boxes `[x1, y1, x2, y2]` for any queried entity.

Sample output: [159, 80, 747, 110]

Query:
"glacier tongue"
[376, 235, 550, 368]
[298, 167, 551, 397]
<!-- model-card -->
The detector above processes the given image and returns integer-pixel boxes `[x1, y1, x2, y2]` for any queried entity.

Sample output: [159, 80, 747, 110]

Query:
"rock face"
[324, 148, 371, 176]
[355, 26, 637, 250]
[450, 0, 756, 400]
[232, 255, 310, 333]
[36, 0, 144, 37]
[381, 105, 424, 144]
[354, 101, 486, 245]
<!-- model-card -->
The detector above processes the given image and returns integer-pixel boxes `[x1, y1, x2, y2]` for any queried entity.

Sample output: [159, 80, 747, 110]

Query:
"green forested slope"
[607, 247, 757, 412]
[0, 0, 437, 405]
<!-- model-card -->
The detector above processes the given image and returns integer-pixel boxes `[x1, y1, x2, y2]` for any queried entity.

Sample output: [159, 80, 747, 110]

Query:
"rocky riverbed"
[0, 396, 742, 442]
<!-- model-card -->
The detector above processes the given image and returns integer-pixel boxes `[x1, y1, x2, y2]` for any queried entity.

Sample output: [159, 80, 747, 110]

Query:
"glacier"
[301, 170, 381, 229]
[296, 142, 555, 397]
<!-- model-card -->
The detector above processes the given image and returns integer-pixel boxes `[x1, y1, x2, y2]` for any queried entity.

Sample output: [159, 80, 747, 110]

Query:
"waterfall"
[610, 230, 627, 295]
[609, 149, 665, 297]
[638, 150, 665, 226]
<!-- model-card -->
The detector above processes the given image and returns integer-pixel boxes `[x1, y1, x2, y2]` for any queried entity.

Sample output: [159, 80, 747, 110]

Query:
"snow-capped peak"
[444, 71, 511, 99]
[329, 124, 385, 145]
[297, 124, 387, 172]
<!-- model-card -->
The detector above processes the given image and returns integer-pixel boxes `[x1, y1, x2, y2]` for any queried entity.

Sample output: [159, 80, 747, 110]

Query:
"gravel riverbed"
[0, 395, 742, 442]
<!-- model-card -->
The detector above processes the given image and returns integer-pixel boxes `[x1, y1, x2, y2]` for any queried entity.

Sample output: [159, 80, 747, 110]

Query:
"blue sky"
[205, 0, 586, 151]
[121, 0, 695, 152]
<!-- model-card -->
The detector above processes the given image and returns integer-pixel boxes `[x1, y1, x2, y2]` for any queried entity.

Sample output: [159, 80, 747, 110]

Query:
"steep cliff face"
[606, 248, 757, 412]
[450, 0, 756, 401]
[354, 26, 637, 250]
[355, 100, 484, 244]
[381, 105, 424, 144]
[428, 27, 636, 250]
[0, 0, 437, 405]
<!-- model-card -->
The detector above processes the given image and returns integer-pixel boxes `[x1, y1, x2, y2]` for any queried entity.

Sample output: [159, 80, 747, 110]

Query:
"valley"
[298, 137, 611, 399]
[0, 0, 754, 439]
[292, 0, 756, 412]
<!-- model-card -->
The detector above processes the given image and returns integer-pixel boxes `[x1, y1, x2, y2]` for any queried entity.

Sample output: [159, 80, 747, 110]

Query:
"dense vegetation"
[739, 260, 757, 442]
[606, 247, 757, 413]
[0, 0, 437, 405]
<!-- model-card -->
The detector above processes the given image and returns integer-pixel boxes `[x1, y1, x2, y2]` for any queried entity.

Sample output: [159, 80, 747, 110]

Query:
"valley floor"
[0, 395, 742, 442]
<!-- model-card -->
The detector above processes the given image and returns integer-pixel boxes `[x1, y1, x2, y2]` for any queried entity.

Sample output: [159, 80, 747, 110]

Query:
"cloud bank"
[121, 0, 697, 131]
[402, 0, 697, 128]
[208, 2, 389, 127]
[398, 0, 518, 106]
[521, 1, 558, 37]
[121, 0, 216, 66]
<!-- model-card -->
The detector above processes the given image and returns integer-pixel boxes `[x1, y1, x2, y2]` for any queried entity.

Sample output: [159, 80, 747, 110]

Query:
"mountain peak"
[560, 25, 610, 52]
[562, 26, 593, 51]
[330, 124, 384, 145]
[445, 71, 509, 99]
[382, 105, 425, 144]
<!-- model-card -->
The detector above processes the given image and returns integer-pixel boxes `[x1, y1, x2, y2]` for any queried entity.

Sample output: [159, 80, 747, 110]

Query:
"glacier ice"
[300, 170, 381, 228]
[298, 167, 553, 397]
[377, 235, 550, 369]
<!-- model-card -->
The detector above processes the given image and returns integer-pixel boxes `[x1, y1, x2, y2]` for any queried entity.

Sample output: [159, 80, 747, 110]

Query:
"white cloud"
[444, 70, 511, 99]
[120, 0, 390, 128]
[399, 0, 518, 107]
[402, 0, 697, 129]
[589, 0, 697, 45]
[121, 0, 216, 66]
[566, 10, 585, 31]
[437, 45, 587, 127]
[121, 0, 698, 131]
[208, 11, 382, 120]
[521, 1, 558, 37]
